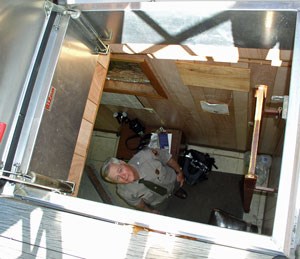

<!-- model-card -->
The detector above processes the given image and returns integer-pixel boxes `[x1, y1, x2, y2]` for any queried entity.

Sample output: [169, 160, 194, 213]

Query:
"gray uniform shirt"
[117, 148, 177, 208]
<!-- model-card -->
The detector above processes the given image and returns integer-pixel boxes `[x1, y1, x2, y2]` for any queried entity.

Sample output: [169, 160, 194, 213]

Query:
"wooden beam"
[106, 53, 168, 99]
[248, 85, 267, 176]
[243, 85, 267, 212]
[140, 58, 168, 99]
[68, 54, 110, 196]
[110, 44, 292, 64]
[85, 165, 113, 205]
[104, 80, 165, 99]
[243, 175, 257, 213]
[111, 53, 146, 63]
[176, 62, 250, 92]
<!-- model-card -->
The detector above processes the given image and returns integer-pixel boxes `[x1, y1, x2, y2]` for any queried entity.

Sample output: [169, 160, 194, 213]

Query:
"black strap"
[138, 178, 167, 196]
[125, 133, 152, 151]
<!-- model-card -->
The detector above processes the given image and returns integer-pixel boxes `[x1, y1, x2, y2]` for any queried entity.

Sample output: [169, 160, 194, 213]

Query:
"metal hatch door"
[0, 0, 109, 193]
[26, 15, 98, 182]
[0, 0, 50, 172]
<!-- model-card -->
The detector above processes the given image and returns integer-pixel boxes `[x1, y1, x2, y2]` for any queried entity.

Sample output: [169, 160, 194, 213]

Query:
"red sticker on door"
[0, 123, 7, 143]
[45, 86, 56, 111]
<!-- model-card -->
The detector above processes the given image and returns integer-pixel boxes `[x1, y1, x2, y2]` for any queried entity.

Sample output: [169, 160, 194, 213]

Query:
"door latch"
[271, 95, 289, 119]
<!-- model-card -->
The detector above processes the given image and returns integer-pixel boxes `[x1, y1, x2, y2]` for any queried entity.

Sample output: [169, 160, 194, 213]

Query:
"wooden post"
[243, 85, 267, 213]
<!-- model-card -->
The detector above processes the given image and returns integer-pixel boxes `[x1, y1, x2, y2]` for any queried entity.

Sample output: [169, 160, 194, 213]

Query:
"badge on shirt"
[152, 149, 159, 156]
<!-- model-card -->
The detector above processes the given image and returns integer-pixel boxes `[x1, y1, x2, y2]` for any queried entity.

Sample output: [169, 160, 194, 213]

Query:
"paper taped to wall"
[200, 101, 229, 115]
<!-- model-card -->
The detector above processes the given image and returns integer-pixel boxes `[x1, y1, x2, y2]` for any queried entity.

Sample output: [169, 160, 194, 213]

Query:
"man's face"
[107, 162, 136, 184]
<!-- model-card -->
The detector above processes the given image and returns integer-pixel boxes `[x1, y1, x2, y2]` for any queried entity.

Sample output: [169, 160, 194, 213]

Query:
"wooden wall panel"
[176, 62, 250, 92]
[94, 105, 120, 132]
[95, 103, 162, 133]
[139, 59, 193, 130]
[94, 50, 291, 156]
[188, 86, 242, 149]
[233, 91, 249, 151]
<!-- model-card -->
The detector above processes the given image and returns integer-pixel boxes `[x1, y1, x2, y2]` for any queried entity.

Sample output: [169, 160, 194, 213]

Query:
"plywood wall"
[95, 45, 291, 155]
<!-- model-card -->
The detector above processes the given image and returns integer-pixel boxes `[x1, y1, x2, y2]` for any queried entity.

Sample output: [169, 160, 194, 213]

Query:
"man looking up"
[101, 148, 187, 214]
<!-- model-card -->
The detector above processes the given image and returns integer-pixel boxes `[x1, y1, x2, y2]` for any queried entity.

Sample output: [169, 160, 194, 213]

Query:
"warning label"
[45, 86, 56, 111]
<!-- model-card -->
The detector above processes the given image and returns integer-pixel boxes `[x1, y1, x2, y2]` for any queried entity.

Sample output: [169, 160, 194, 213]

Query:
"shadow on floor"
[163, 171, 244, 224]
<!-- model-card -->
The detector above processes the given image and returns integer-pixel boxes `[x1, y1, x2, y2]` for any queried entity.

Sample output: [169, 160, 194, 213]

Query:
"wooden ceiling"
[94, 44, 291, 155]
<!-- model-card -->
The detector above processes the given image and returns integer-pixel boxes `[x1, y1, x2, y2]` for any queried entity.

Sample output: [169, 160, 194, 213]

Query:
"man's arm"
[167, 157, 184, 187]
[151, 148, 184, 186]
[135, 199, 160, 214]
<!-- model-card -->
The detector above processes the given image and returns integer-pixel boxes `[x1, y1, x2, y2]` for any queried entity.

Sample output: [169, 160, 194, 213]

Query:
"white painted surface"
[0, 197, 277, 258]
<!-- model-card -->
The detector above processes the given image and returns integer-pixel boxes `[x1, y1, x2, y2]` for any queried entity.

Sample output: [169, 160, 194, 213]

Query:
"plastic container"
[244, 152, 272, 186]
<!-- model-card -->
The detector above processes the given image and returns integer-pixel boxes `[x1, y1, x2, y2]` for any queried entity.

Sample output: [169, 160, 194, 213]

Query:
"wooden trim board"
[68, 54, 110, 196]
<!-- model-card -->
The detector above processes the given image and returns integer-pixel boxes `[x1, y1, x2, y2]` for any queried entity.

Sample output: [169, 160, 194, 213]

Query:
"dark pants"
[153, 180, 181, 213]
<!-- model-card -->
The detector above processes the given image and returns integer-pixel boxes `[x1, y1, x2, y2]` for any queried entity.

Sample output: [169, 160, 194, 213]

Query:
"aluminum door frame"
[4, 1, 300, 257]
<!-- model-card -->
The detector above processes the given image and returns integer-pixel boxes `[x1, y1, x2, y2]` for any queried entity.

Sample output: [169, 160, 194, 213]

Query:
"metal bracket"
[44, 0, 110, 55]
[0, 169, 75, 195]
[44, 0, 68, 17]
[70, 10, 110, 55]
[44, 0, 53, 18]
[264, 107, 282, 119]
[271, 95, 289, 119]
[255, 186, 278, 193]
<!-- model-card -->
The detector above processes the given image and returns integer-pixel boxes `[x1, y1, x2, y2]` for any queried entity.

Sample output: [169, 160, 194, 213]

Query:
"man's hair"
[100, 157, 121, 181]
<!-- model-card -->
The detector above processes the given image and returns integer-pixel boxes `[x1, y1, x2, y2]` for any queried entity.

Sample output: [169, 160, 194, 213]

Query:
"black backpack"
[179, 149, 218, 185]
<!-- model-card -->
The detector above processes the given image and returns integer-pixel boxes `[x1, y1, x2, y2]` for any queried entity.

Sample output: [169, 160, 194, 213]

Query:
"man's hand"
[167, 157, 185, 187]
[136, 200, 160, 214]
[176, 171, 184, 187]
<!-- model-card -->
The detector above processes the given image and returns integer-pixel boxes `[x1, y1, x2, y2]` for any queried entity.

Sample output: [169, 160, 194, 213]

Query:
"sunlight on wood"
[120, 43, 241, 63]
[244, 85, 267, 212]
[266, 42, 283, 67]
